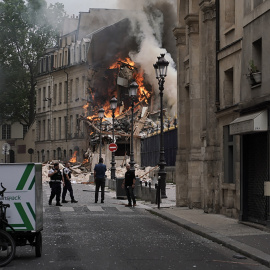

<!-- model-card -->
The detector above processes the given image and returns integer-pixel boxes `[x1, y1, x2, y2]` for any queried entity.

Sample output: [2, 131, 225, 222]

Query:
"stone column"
[184, 14, 203, 208]
[173, 26, 189, 206]
[199, 0, 220, 212]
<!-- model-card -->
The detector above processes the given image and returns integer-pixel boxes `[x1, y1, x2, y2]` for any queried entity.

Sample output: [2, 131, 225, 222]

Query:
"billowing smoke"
[117, 0, 177, 116]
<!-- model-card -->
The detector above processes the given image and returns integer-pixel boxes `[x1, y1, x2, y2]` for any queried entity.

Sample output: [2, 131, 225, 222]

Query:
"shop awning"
[230, 110, 268, 135]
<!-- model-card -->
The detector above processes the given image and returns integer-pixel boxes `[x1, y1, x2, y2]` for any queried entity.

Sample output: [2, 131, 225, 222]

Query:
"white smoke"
[117, 0, 177, 116]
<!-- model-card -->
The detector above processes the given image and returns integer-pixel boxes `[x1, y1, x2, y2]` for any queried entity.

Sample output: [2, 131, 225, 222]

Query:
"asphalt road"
[4, 183, 269, 270]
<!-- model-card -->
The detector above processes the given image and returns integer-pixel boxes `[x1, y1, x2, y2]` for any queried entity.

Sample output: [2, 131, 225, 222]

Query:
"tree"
[0, 0, 66, 126]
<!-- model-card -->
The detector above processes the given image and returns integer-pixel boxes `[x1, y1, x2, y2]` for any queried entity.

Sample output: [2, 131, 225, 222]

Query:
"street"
[3, 183, 269, 270]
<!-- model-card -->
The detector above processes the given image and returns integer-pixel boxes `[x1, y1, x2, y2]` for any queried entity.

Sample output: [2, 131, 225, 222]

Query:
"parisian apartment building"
[174, 0, 270, 226]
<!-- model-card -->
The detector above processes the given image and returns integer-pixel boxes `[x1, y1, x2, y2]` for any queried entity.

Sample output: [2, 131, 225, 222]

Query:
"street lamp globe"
[98, 108, 105, 119]
[110, 96, 118, 110]
[154, 54, 169, 78]
[129, 81, 138, 97]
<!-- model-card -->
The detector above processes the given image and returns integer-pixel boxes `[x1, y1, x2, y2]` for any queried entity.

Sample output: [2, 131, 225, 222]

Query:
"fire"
[69, 151, 77, 163]
[83, 57, 151, 124]
[110, 57, 151, 104]
[109, 57, 135, 69]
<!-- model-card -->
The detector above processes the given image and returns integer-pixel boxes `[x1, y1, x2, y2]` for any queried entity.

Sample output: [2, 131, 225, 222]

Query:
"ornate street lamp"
[98, 107, 105, 159]
[153, 53, 169, 203]
[110, 96, 117, 179]
[128, 81, 138, 172]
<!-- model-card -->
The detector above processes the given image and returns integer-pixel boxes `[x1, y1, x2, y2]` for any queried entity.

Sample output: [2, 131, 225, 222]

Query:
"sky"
[46, 0, 119, 15]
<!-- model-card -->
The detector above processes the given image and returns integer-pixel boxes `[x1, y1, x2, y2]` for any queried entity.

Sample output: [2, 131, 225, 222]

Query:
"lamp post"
[110, 96, 117, 179]
[128, 81, 138, 173]
[154, 53, 169, 200]
[98, 108, 105, 159]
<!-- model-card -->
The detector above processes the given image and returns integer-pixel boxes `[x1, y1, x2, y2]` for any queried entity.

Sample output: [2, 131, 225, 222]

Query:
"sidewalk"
[135, 184, 270, 268]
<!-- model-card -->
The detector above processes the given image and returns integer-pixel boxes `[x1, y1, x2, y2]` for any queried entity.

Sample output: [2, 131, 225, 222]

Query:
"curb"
[148, 208, 270, 268]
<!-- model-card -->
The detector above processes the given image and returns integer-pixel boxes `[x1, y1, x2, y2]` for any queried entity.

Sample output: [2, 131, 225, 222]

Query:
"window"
[64, 81, 68, 104]
[223, 68, 233, 107]
[48, 86, 51, 107]
[17, 145, 26, 154]
[70, 115, 73, 137]
[252, 38, 262, 72]
[43, 87, 46, 108]
[43, 120, 46, 140]
[253, 0, 263, 9]
[53, 84, 57, 106]
[38, 88, 41, 110]
[223, 125, 235, 183]
[64, 116, 67, 140]
[38, 121, 41, 141]
[47, 119, 50, 140]
[53, 118, 56, 140]
[82, 76, 86, 97]
[23, 125, 28, 137]
[225, 0, 235, 29]
[75, 78, 79, 100]
[70, 79, 73, 102]
[58, 117, 61, 139]
[59, 83, 62, 104]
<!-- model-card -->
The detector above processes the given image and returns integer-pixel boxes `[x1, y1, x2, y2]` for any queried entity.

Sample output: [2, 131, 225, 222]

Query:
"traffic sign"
[109, 143, 118, 152]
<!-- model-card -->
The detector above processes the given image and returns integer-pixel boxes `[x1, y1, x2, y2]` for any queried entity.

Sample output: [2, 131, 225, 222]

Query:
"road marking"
[87, 206, 104, 212]
[116, 206, 133, 212]
[60, 207, 74, 212]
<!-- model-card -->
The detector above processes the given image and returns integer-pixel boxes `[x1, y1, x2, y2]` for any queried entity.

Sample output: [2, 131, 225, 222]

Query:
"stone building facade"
[174, 0, 270, 225]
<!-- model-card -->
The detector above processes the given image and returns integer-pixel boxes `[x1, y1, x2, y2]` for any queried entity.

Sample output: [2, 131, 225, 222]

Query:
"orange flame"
[83, 57, 151, 123]
[69, 151, 77, 163]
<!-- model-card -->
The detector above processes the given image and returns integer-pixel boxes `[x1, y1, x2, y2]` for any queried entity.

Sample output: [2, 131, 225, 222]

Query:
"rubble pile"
[42, 161, 156, 184]
[80, 105, 177, 146]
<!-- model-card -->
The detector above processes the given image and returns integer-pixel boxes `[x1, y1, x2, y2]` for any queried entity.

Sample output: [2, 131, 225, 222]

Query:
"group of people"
[94, 158, 136, 207]
[48, 158, 137, 207]
[48, 162, 78, 206]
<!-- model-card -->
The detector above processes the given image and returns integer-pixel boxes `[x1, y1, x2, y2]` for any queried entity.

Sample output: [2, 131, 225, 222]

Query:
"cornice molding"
[184, 14, 199, 35]
[199, 0, 216, 22]
[173, 26, 186, 46]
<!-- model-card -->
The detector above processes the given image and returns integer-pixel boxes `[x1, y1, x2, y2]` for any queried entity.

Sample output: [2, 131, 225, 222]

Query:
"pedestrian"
[122, 164, 136, 207]
[48, 163, 63, 206]
[62, 162, 78, 203]
[94, 157, 107, 203]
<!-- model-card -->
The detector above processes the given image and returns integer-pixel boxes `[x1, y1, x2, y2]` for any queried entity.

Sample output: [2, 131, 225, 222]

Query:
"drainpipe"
[216, 0, 220, 111]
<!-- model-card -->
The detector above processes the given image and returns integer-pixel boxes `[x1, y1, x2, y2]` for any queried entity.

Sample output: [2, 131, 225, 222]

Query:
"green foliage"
[0, 0, 66, 126]
[248, 60, 259, 73]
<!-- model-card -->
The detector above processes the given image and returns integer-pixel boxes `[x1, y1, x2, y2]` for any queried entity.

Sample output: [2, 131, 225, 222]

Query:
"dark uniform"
[94, 159, 107, 203]
[124, 169, 136, 206]
[62, 167, 77, 203]
[48, 167, 62, 206]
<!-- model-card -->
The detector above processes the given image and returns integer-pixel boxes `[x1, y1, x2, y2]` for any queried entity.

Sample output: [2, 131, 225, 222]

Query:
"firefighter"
[48, 163, 63, 206]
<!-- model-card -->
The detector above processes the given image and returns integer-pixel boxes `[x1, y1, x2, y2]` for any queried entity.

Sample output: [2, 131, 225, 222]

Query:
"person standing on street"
[62, 162, 78, 204]
[94, 158, 107, 203]
[122, 164, 136, 207]
[48, 163, 63, 206]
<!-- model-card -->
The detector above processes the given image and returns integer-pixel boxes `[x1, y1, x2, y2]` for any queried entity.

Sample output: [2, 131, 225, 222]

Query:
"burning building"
[35, 6, 177, 171]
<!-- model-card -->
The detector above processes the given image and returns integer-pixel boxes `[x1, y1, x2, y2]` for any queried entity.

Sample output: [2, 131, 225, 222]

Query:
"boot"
[71, 199, 78, 203]
[48, 200, 52, 205]
[56, 202, 62, 206]
[62, 199, 69, 203]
